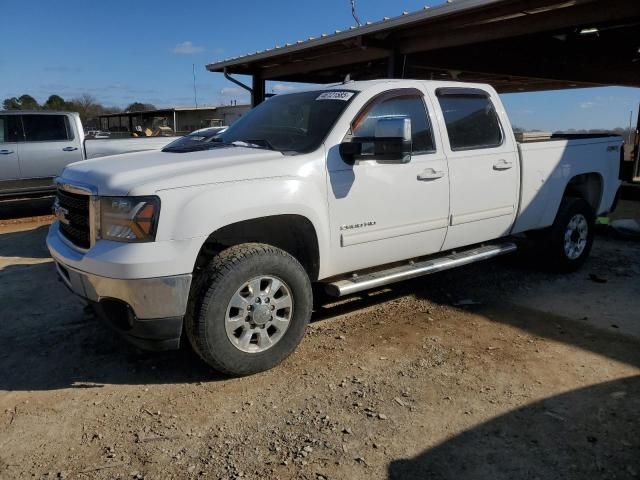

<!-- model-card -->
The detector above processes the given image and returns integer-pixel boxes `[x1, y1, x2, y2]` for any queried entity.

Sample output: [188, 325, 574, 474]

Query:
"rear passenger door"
[0, 115, 21, 186]
[17, 114, 83, 180]
[434, 87, 519, 250]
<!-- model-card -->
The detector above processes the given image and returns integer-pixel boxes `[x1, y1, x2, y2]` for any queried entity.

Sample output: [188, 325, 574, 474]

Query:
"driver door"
[326, 88, 450, 274]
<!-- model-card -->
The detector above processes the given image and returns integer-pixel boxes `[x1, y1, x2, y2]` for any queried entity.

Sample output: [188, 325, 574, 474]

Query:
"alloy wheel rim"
[225, 275, 293, 353]
[564, 213, 588, 260]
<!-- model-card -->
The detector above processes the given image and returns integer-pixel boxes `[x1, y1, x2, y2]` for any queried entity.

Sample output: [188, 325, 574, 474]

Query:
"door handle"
[493, 159, 513, 170]
[0, 149, 14, 155]
[417, 168, 445, 181]
[62, 146, 79, 152]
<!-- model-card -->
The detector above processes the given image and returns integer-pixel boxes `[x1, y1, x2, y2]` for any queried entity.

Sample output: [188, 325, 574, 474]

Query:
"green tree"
[125, 102, 156, 112]
[18, 94, 40, 110]
[2, 94, 40, 110]
[2, 97, 21, 110]
[3, 92, 122, 125]
[44, 94, 67, 110]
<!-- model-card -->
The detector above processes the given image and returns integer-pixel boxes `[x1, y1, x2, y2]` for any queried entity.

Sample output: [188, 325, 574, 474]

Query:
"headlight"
[99, 196, 160, 243]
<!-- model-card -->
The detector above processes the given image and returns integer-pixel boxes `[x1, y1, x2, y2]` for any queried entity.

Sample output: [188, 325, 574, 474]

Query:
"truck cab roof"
[0, 110, 81, 116]
[318, 78, 494, 93]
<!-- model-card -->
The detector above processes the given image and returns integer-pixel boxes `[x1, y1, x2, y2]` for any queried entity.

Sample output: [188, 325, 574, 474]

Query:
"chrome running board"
[324, 242, 517, 297]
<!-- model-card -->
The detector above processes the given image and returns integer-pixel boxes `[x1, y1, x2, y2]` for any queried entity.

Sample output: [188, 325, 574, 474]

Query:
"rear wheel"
[185, 243, 312, 376]
[533, 197, 595, 272]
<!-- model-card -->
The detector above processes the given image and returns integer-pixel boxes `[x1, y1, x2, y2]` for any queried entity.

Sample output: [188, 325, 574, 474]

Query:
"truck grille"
[56, 188, 91, 249]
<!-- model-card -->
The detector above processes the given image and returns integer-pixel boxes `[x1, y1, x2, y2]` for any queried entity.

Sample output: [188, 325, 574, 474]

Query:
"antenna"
[192, 64, 198, 109]
[351, 0, 362, 27]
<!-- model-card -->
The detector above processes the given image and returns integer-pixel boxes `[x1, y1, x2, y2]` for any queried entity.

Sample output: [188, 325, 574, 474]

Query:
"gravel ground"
[0, 198, 639, 480]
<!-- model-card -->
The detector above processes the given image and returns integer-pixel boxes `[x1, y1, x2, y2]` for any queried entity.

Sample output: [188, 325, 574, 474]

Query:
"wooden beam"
[397, 0, 640, 55]
[406, 28, 640, 88]
[260, 46, 390, 80]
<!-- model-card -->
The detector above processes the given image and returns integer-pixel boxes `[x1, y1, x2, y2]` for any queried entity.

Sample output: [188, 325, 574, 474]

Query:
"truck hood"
[60, 146, 289, 196]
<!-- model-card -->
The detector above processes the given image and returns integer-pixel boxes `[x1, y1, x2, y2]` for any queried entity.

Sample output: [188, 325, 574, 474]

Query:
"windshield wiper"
[163, 140, 235, 153]
[164, 138, 278, 154]
[231, 139, 275, 150]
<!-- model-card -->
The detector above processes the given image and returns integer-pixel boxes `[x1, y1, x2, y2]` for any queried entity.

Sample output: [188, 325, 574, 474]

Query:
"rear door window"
[0, 115, 23, 143]
[22, 114, 73, 142]
[437, 91, 502, 150]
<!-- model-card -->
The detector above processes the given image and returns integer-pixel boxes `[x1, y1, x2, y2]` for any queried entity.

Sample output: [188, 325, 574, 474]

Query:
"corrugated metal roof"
[98, 105, 249, 118]
[206, 0, 505, 71]
[204, 0, 640, 94]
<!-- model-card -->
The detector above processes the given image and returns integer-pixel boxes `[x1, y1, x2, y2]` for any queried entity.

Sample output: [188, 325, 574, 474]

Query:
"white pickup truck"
[47, 80, 623, 375]
[0, 111, 177, 198]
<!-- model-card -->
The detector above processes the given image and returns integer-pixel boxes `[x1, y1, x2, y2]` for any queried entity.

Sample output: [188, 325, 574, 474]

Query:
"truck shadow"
[0, 224, 51, 259]
[314, 250, 640, 370]
[387, 375, 640, 480]
[0, 260, 224, 392]
[0, 223, 638, 392]
[314, 230, 639, 479]
[0, 224, 238, 390]
[0, 196, 54, 220]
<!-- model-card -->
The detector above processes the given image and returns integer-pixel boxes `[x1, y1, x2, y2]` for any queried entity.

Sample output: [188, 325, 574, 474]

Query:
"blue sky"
[1, 0, 638, 131]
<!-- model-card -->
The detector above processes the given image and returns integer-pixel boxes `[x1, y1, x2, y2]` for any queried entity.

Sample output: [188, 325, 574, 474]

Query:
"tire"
[185, 243, 312, 376]
[535, 197, 595, 272]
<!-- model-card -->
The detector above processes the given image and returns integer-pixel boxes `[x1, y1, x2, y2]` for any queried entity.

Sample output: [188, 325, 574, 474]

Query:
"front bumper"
[48, 223, 193, 351]
[54, 260, 191, 350]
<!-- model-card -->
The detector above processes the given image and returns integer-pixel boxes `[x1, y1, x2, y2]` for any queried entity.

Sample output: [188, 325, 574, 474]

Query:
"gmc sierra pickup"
[47, 80, 623, 375]
[0, 111, 177, 198]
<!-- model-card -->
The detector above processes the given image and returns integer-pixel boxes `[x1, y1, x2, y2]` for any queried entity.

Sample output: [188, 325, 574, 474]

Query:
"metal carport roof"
[206, 0, 640, 105]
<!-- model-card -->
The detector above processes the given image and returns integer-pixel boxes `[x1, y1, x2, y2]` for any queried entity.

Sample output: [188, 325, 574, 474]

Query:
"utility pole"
[193, 64, 198, 109]
[351, 0, 362, 26]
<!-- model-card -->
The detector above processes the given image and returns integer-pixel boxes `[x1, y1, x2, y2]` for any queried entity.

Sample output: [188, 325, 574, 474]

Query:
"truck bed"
[515, 132, 621, 143]
[512, 135, 622, 234]
[84, 136, 179, 159]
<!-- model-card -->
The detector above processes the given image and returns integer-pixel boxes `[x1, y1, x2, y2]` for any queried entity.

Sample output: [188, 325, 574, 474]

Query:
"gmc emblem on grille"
[53, 201, 70, 225]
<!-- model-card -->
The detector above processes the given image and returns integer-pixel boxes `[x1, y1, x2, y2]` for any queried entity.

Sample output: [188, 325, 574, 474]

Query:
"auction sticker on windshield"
[316, 91, 355, 101]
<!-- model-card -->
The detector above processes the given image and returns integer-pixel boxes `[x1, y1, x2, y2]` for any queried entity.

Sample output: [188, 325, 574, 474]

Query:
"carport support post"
[387, 51, 403, 79]
[252, 75, 265, 107]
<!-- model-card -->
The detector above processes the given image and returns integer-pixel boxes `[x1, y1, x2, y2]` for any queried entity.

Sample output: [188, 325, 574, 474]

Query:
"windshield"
[163, 127, 227, 152]
[213, 90, 357, 154]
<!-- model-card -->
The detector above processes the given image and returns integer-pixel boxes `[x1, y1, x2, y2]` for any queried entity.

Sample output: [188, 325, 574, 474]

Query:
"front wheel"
[185, 243, 312, 376]
[534, 197, 595, 272]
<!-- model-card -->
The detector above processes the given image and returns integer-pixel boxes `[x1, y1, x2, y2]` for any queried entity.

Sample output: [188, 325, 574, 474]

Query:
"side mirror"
[339, 141, 362, 159]
[340, 116, 412, 164]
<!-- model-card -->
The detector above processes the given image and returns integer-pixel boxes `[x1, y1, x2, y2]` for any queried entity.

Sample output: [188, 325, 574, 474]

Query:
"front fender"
[155, 176, 331, 278]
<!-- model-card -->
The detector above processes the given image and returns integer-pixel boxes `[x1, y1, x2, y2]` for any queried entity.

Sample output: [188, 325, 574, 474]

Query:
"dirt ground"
[0, 197, 639, 480]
